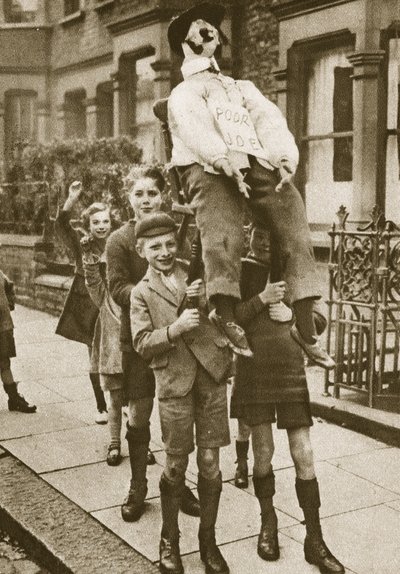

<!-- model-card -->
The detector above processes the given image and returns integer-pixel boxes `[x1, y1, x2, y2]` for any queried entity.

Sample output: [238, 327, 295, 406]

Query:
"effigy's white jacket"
[168, 58, 299, 174]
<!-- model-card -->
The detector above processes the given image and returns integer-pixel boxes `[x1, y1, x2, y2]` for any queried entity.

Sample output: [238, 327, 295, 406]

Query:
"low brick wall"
[0, 234, 69, 316]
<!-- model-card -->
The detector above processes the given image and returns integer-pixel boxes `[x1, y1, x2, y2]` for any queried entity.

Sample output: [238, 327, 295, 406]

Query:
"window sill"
[0, 23, 50, 29]
[94, 0, 115, 12]
[59, 10, 85, 26]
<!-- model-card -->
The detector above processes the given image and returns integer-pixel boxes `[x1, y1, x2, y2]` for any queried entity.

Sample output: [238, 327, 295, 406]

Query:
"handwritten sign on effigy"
[209, 101, 268, 160]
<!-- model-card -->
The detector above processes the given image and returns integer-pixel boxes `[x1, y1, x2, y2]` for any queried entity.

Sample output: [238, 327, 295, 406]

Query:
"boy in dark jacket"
[231, 225, 344, 574]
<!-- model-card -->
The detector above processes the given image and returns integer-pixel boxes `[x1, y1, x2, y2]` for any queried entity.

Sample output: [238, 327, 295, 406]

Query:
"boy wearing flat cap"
[130, 212, 232, 574]
[167, 2, 334, 370]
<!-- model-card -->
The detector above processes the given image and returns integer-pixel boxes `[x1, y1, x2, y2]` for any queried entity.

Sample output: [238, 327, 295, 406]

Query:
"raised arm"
[55, 181, 83, 265]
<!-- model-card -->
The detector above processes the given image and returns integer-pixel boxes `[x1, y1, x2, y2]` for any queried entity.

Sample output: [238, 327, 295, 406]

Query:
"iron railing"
[325, 205, 400, 408]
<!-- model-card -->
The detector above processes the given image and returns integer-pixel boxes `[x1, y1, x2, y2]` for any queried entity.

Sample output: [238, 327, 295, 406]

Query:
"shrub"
[19, 136, 143, 222]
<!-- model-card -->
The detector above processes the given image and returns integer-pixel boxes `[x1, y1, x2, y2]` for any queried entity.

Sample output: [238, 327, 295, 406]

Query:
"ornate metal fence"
[325, 206, 400, 408]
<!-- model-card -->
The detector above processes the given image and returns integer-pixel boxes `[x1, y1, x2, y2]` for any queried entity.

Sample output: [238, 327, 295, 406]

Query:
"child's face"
[89, 209, 111, 240]
[129, 177, 162, 220]
[139, 231, 178, 274]
[250, 227, 271, 263]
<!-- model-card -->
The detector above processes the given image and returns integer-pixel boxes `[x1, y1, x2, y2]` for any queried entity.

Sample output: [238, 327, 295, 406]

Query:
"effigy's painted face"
[183, 19, 220, 58]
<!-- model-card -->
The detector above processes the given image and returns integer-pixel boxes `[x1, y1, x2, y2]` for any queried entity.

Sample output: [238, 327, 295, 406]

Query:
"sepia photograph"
[0, 1, 399, 573]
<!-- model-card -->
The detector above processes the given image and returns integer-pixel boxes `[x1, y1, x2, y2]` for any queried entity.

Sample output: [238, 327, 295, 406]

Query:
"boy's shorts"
[158, 364, 230, 456]
[237, 401, 313, 429]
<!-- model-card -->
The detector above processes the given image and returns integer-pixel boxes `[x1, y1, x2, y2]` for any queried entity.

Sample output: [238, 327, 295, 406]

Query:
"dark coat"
[55, 210, 99, 346]
[231, 257, 308, 407]
[106, 221, 148, 352]
[0, 270, 14, 333]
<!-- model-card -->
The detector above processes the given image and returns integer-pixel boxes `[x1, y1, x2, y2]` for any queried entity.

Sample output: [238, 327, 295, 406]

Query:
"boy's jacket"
[130, 262, 232, 399]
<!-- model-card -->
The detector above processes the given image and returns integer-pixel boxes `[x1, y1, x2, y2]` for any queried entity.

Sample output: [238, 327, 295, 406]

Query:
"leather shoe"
[257, 516, 279, 561]
[180, 485, 200, 517]
[234, 463, 248, 489]
[304, 535, 345, 574]
[199, 528, 229, 574]
[159, 537, 184, 574]
[8, 393, 36, 414]
[121, 484, 147, 522]
[209, 310, 253, 358]
[107, 445, 121, 466]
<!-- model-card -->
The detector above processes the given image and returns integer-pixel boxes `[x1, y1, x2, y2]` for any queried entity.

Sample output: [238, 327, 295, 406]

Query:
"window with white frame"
[4, 90, 37, 161]
[64, 90, 87, 138]
[303, 46, 354, 224]
[385, 38, 400, 220]
[3, 0, 38, 23]
[118, 50, 156, 161]
[96, 82, 114, 138]
[135, 54, 156, 161]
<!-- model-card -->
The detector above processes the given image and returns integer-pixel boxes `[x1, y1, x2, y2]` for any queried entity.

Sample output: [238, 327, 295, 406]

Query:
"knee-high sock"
[295, 477, 322, 537]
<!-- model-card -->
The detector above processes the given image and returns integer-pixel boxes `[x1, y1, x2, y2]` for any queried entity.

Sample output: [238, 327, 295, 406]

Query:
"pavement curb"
[310, 400, 400, 448]
[0, 451, 159, 574]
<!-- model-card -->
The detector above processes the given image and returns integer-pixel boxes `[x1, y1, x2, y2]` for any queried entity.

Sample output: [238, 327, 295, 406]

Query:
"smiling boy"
[130, 212, 232, 574]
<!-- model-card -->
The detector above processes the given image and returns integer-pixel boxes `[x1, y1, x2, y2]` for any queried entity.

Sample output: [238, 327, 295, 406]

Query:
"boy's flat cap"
[135, 213, 176, 239]
[168, 2, 225, 57]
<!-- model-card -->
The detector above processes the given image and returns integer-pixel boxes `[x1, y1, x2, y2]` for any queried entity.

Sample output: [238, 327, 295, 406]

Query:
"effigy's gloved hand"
[213, 158, 251, 198]
[275, 159, 294, 192]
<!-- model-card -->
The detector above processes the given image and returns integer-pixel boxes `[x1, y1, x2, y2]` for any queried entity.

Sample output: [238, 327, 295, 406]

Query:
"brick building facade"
[0, 0, 279, 174]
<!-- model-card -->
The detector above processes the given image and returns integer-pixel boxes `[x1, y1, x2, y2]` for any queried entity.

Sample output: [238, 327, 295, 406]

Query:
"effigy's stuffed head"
[168, 2, 225, 58]
[183, 18, 220, 58]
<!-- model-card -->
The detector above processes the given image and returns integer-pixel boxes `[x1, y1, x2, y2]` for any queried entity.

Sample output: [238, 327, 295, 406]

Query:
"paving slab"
[2, 424, 109, 473]
[329, 447, 400, 495]
[54, 397, 107, 426]
[282, 504, 400, 574]
[234, 460, 396, 522]
[385, 499, 400, 511]
[181, 533, 331, 574]
[93, 482, 299, 562]
[0, 408, 85, 442]
[34, 374, 94, 402]
[42, 458, 177, 512]
[0, 380, 67, 410]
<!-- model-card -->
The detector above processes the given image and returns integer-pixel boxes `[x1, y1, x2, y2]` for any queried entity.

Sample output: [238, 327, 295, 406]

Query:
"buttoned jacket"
[130, 262, 232, 399]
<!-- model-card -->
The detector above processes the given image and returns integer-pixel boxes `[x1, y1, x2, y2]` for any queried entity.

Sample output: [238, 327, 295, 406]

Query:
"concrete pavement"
[0, 305, 400, 574]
